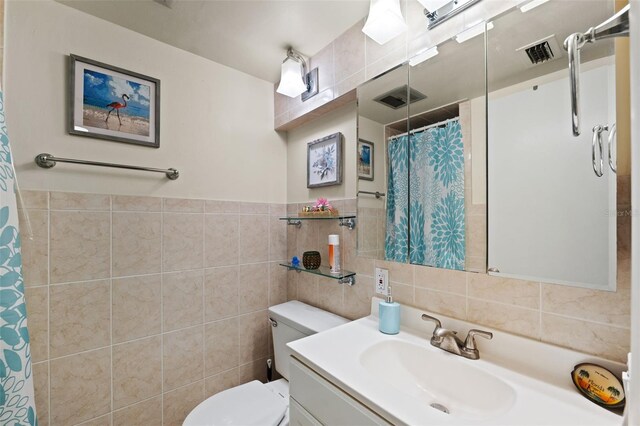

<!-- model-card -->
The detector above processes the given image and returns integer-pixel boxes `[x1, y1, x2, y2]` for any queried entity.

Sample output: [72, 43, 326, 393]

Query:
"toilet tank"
[268, 301, 348, 380]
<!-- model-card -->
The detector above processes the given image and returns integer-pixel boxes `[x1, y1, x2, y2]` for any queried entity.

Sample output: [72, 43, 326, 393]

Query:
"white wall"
[286, 103, 357, 203]
[5, 0, 287, 202]
[357, 116, 385, 209]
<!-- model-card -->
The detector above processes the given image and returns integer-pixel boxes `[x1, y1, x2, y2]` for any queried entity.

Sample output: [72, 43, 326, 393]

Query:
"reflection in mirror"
[487, 0, 624, 289]
[356, 30, 487, 273]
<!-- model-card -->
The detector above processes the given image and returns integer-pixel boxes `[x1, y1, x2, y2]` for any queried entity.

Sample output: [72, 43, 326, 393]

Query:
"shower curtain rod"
[388, 116, 460, 140]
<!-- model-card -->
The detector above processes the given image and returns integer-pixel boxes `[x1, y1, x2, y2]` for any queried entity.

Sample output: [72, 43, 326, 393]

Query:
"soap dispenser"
[379, 285, 400, 335]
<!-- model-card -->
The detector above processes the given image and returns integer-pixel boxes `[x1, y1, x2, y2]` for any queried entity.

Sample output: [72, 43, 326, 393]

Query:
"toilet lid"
[183, 380, 287, 426]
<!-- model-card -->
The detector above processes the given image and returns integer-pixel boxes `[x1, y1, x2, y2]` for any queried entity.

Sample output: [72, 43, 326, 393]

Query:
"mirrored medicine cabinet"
[356, 0, 628, 290]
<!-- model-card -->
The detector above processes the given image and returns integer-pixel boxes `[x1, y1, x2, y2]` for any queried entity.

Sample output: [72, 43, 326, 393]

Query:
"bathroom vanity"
[287, 299, 624, 425]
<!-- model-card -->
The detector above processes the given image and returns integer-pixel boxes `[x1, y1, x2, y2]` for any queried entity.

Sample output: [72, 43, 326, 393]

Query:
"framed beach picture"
[358, 139, 374, 180]
[307, 132, 343, 188]
[69, 54, 160, 148]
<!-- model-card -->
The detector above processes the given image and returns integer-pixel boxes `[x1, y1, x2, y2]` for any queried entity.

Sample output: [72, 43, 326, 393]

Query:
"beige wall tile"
[297, 221, 319, 254]
[468, 299, 540, 339]
[50, 192, 110, 210]
[542, 314, 630, 362]
[163, 197, 204, 213]
[78, 414, 111, 426]
[17, 190, 48, 209]
[112, 212, 161, 277]
[317, 277, 344, 314]
[163, 326, 204, 391]
[162, 381, 205, 426]
[50, 211, 110, 283]
[334, 21, 366, 83]
[468, 274, 540, 309]
[238, 202, 269, 214]
[389, 282, 413, 306]
[542, 284, 630, 327]
[163, 213, 204, 272]
[238, 310, 269, 364]
[113, 396, 162, 426]
[49, 280, 110, 357]
[205, 368, 239, 397]
[415, 288, 466, 319]
[205, 200, 240, 214]
[310, 42, 335, 93]
[50, 348, 111, 425]
[365, 47, 406, 80]
[112, 195, 161, 212]
[374, 259, 413, 285]
[205, 318, 239, 376]
[287, 273, 298, 302]
[297, 274, 319, 306]
[239, 357, 269, 384]
[19, 209, 48, 286]
[163, 269, 204, 331]
[365, 14, 406, 66]
[269, 216, 287, 261]
[33, 362, 49, 426]
[113, 336, 162, 409]
[204, 266, 239, 321]
[239, 215, 269, 262]
[269, 262, 288, 307]
[343, 275, 374, 320]
[466, 215, 487, 259]
[269, 203, 287, 217]
[112, 275, 161, 343]
[25, 286, 48, 362]
[205, 214, 239, 267]
[414, 266, 466, 295]
[238, 263, 269, 314]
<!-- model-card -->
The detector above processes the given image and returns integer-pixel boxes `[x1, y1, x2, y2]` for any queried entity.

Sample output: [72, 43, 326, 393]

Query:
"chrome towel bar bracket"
[35, 153, 179, 180]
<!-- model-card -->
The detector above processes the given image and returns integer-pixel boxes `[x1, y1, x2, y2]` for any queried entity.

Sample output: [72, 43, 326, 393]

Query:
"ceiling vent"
[516, 35, 563, 66]
[374, 85, 427, 110]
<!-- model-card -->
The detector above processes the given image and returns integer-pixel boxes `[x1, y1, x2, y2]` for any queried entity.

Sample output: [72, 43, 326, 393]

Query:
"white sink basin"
[360, 340, 517, 419]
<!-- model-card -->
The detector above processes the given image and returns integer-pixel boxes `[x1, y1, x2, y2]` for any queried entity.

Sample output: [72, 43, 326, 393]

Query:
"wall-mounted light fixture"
[518, 0, 550, 13]
[362, 0, 407, 45]
[455, 21, 493, 43]
[420, 0, 482, 30]
[276, 48, 319, 101]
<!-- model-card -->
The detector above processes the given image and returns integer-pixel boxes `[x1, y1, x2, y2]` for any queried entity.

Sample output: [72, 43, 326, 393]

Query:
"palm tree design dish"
[578, 369, 590, 389]
[105, 94, 129, 125]
[606, 386, 621, 403]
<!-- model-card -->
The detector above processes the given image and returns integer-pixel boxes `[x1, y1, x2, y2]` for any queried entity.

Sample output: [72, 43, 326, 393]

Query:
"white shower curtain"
[0, 90, 37, 425]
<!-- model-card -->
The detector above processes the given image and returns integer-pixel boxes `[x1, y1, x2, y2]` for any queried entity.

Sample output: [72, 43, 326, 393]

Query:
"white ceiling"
[57, 0, 370, 83]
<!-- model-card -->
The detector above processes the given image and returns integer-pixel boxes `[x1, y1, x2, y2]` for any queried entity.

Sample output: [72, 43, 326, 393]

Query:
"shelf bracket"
[286, 219, 302, 228]
[338, 276, 355, 286]
[339, 218, 356, 230]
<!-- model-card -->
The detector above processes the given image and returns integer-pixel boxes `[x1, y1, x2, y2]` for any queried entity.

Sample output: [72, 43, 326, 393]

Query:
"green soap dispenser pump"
[379, 285, 400, 334]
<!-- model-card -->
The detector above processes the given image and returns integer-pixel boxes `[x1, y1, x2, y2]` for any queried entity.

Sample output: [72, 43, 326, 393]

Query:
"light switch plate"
[375, 268, 389, 295]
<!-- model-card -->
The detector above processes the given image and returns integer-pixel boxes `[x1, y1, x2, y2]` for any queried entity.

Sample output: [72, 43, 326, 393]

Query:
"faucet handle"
[464, 329, 493, 351]
[421, 314, 442, 331]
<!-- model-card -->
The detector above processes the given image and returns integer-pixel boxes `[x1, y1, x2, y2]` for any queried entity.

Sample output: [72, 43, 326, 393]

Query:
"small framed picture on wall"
[307, 132, 343, 188]
[358, 139, 374, 180]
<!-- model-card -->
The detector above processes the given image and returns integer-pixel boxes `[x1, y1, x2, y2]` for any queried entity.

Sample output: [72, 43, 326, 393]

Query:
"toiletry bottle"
[328, 234, 341, 273]
[379, 285, 400, 335]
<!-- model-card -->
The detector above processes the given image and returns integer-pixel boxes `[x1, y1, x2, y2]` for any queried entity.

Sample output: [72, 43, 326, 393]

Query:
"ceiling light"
[276, 48, 319, 100]
[518, 0, 550, 13]
[409, 46, 439, 66]
[455, 21, 493, 43]
[416, 0, 449, 12]
[362, 0, 407, 45]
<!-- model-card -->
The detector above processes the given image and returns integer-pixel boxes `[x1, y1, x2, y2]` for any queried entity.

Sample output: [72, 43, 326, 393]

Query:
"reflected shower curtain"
[385, 135, 409, 263]
[0, 91, 37, 425]
[385, 119, 465, 270]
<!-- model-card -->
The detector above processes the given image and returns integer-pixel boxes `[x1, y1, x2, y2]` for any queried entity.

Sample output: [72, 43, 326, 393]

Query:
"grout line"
[46, 191, 51, 426]
[160, 208, 164, 426]
[109, 203, 114, 418]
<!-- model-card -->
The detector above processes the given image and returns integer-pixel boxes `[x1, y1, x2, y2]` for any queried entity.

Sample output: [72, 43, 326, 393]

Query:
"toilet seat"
[183, 380, 287, 426]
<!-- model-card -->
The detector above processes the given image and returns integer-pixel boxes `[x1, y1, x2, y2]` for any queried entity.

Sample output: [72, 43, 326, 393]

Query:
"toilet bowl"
[183, 301, 349, 426]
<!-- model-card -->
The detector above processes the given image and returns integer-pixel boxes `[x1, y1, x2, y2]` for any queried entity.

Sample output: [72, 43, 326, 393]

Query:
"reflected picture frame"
[358, 139, 374, 180]
[307, 132, 343, 188]
[69, 54, 161, 148]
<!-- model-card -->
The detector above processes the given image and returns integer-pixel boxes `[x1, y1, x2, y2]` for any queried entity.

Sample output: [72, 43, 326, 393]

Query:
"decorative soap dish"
[571, 363, 625, 409]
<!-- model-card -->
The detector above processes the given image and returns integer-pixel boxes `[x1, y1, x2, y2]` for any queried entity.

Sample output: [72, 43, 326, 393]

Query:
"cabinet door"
[290, 398, 323, 426]
[289, 357, 390, 425]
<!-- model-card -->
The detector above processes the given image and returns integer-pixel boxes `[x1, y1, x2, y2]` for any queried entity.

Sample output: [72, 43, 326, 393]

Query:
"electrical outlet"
[375, 268, 389, 295]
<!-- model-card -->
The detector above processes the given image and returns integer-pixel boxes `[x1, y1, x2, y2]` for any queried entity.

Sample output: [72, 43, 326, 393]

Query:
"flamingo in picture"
[105, 94, 129, 125]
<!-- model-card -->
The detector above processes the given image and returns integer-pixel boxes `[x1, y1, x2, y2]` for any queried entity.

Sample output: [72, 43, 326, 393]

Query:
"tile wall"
[287, 178, 631, 363]
[19, 190, 288, 426]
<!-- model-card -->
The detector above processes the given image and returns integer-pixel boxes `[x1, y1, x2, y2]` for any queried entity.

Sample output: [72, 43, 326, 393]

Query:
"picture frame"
[69, 54, 161, 148]
[358, 139, 374, 180]
[307, 132, 343, 188]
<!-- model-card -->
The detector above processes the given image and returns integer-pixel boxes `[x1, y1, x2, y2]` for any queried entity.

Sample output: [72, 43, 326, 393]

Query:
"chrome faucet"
[421, 314, 493, 360]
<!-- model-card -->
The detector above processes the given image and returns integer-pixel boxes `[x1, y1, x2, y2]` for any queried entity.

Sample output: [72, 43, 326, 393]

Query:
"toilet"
[183, 300, 349, 426]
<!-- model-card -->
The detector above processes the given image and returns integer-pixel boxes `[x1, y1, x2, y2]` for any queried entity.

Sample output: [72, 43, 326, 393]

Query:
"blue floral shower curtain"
[385, 118, 465, 270]
[0, 91, 37, 425]
[384, 135, 409, 263]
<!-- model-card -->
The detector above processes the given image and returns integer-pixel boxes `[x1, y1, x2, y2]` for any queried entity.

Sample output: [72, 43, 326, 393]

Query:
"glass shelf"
[279, 215, 356, 229]
[279, 262, 356, 286]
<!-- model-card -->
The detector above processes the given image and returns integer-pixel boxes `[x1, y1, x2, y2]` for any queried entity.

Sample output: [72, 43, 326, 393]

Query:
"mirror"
[487, 0, 623, 290]
[356, 29, 487, 273]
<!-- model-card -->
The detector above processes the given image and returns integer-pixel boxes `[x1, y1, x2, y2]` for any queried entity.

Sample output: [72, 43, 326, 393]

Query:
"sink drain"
[430, 403, 450, 414]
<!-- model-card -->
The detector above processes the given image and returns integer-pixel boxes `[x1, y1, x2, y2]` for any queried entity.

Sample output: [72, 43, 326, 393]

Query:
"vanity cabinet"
[289, 357, 390, 426]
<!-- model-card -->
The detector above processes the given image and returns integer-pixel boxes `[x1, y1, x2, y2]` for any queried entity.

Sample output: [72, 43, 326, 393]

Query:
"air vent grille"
[525, 41, 555, 64]
[374, 85, 427, 110]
